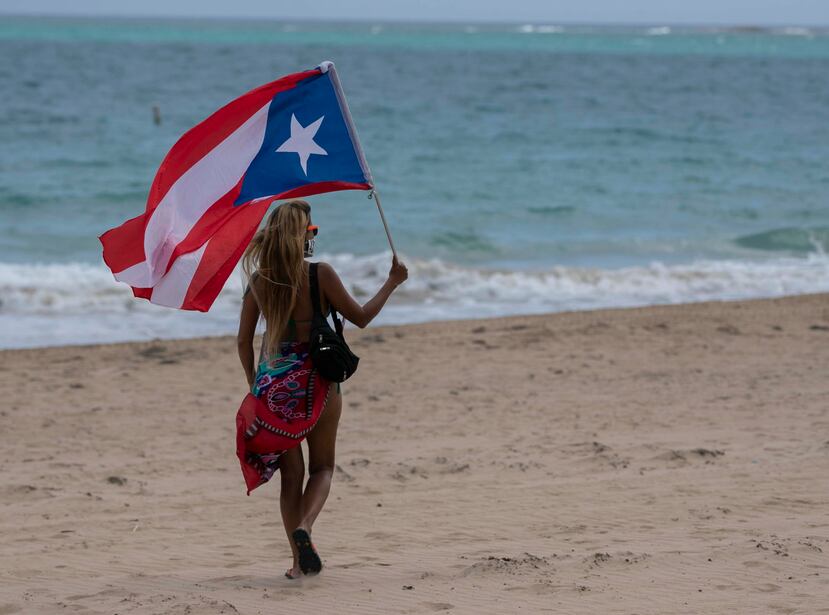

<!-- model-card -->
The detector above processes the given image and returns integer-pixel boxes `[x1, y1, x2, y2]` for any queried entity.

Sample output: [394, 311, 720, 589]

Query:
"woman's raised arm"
[318, 257, 408, 328]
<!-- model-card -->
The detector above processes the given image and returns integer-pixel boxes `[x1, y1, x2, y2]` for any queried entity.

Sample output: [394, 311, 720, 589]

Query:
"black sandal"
[292, 528, 322, 575]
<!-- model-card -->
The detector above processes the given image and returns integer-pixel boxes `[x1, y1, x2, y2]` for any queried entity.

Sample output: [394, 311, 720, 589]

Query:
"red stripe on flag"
[182, 200, 272, 312]
[161, 179, 246, 274]
[272, 180, 373, 201]
[99, 213, 148, 274]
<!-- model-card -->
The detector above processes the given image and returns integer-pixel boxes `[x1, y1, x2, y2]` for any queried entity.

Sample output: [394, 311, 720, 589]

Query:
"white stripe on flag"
[114, 259, 150, 287]
[115, 101, 271, 288]
[149, 242, 209, 308]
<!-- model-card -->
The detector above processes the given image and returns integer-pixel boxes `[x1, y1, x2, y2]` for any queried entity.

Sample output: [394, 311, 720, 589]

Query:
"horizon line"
[1, 11, 828, 29]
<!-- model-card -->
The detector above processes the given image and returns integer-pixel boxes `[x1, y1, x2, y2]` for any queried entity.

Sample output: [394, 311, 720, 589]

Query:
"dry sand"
[1, 293, 828, 614]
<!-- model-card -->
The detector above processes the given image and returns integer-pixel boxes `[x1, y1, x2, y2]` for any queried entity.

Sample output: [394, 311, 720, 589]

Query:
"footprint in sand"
[421, 603, 454, 611]
[655, 448, 725, 466]
[583, 551, 650, 570]
[755, 583, 781, 593]
[742, 560, 779, 570]
[334, 464, 355, 482]
[364, 531, 395, 541]
[460, 553, 553, 577]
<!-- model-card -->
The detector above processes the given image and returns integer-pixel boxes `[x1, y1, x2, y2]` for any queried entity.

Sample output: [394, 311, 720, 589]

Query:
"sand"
[1, 293, 828, 614]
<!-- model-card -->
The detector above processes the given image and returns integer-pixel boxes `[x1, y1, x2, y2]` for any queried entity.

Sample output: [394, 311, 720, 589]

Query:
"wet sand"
[1, 293, 828, 614]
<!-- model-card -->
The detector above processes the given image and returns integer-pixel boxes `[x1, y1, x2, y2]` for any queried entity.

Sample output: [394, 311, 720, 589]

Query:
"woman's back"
[251, 262, 329, 345]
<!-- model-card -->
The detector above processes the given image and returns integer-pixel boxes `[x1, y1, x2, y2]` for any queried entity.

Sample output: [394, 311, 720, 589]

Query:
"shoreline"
[3, 250, 829, 349]
[3, 290, 829, 353]
[2, 290, 828, 613]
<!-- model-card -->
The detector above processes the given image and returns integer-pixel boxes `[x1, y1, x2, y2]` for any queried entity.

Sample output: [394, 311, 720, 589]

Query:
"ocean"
[1, 16, 828, 348]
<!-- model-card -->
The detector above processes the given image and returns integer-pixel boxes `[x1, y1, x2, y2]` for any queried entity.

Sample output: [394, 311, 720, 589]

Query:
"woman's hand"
[389, 256, 408, 287]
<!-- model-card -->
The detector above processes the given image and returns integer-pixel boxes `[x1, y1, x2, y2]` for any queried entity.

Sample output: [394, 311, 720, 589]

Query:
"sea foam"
[2, 251, 828, 348]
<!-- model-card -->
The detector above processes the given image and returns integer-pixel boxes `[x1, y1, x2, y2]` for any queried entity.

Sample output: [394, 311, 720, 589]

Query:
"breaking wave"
[2, 250, 828, 348]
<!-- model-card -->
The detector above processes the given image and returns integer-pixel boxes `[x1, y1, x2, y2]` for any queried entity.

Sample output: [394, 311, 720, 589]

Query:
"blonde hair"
[242, 199, 311, 354]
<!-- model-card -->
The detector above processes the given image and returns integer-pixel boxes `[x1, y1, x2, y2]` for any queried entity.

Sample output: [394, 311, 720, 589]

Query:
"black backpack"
[308, 263, 359, 383]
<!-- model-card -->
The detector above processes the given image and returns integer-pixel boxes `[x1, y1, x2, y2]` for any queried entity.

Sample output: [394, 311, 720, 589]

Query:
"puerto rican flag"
[100, 61, 373, 311]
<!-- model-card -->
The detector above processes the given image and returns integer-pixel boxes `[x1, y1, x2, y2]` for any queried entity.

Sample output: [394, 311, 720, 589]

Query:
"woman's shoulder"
[309, 261, 333, 277]
[314, 261, 342, 286]
[314, 261, 336, 275]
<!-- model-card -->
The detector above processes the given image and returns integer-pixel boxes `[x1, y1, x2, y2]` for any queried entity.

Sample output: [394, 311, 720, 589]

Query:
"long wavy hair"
[241, 200, 311, 354]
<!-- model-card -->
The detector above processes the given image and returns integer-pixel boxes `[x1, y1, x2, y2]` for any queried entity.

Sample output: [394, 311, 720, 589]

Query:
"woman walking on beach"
[236, 199, 408, 579]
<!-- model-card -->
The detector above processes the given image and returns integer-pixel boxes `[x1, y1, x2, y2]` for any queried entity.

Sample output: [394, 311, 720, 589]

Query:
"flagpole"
[322, 61, 399, 262]
[369, 189, 398, 260]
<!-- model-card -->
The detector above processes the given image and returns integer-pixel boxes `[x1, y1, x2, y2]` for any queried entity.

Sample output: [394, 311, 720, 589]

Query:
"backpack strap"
[308, 262, 324, 319]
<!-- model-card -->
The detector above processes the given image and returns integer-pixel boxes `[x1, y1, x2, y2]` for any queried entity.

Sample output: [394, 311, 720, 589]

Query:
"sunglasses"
[307, 224, 319, 237]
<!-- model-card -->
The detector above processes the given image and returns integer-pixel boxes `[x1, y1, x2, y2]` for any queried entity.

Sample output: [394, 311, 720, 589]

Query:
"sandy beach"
[1, 293, 828, 614]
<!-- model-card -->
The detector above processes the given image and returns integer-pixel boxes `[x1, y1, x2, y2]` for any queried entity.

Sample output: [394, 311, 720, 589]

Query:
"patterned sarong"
[236, 341, 331, 495]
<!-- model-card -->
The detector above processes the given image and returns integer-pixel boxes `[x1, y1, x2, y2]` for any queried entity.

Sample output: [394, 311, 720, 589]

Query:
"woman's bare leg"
[298, 386, 342, 533]
[279, 445, 305, 577]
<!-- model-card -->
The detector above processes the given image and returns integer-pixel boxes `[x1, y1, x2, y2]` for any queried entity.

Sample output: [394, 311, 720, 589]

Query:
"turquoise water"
[1, 17, 828, 346]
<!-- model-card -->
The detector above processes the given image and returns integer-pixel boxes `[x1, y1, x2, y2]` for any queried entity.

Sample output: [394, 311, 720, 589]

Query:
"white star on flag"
[276, 114, 328, 175]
